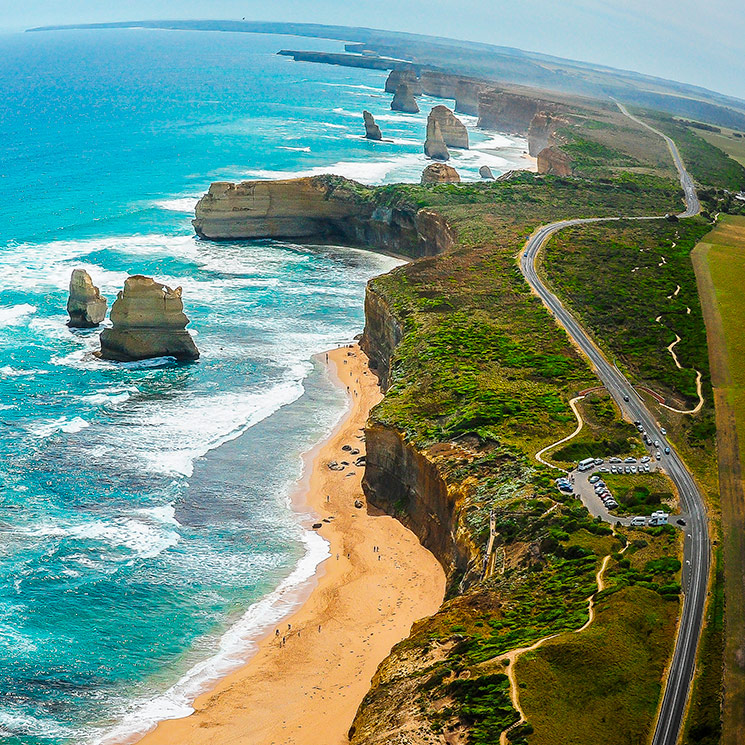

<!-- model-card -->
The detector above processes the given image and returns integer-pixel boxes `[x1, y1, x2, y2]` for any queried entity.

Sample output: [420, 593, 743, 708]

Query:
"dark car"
[677, 518, 686, 526]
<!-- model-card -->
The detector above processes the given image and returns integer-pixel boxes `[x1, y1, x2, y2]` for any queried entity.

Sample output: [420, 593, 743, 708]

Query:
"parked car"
[624, 466, 631, 474]
[589, 475, 600, 484]
[630, 466, 637, 473]
[609, 457, 622, 464]
[598, 466, 610, 473]
[640, 456, 651, 463]
[656, 451, 662, 460]
[593, 458, 604, 465]
[624, 457, 636, 463]
[661, 427, 667, 435]
[610, 466, 618, 474]
[630, 516, 647, 527]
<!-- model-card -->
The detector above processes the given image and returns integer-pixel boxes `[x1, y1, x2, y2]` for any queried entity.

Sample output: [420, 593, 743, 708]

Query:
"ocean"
[0, 28, 529, 745]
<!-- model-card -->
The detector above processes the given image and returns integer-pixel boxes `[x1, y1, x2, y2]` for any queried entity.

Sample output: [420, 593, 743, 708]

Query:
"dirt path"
[535, 395, 586, 470]
[498, 552, 615, 744]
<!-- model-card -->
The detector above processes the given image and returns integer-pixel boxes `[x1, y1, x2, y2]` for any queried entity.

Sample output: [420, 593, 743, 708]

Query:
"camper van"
[649, 511, 669, 526]
[630, 516, 647, 527]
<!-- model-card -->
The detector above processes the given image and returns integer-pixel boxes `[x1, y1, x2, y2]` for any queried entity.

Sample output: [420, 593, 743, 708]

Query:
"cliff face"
[528, 111, 570, 157]
[428, 105, 469, 149]
[385, 69, 421, 95]
[363, 424, 476, 580]
[193, 176, 455, 259]
[98, 275, 199, 362]
[67, 269, 107, 328]
[478, 91, 559, 134]
[360, 283, 404, 389]
[537, 145, 573, 176]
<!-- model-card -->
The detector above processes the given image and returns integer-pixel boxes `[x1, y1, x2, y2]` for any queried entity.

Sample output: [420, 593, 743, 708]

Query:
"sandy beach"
[131, 344, 446, 745]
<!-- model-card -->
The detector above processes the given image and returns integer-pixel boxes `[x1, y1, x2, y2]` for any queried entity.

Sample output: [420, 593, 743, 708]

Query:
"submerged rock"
[363, 110, 382, 140]
[479, 165, 495, 179]
[98, 275, 199, 362]
[427, 105, 469, 149]
[424, 119, 450, 161]
[67, 269, 107, 328]
[421, 163, 460, 184]
[391, 83, 419, 114]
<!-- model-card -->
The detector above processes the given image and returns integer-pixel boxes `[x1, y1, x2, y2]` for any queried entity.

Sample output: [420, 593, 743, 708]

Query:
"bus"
[578, 457, 595, 472]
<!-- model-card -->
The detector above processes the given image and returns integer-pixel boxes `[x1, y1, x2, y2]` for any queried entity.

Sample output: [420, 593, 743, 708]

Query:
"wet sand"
[131, 344, 446, 745]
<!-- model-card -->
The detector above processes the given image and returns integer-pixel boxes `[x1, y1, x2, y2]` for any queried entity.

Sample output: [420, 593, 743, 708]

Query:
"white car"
[589, 475, 600, 484]
[640, 456, 651, 463]
[661, 427, 667, 435]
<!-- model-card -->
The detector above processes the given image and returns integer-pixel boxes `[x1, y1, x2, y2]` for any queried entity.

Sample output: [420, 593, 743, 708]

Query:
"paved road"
[520, 113, 709, 745]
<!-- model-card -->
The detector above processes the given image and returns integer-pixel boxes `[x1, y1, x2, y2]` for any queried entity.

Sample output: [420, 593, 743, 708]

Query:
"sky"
[1, 0, 743, 100]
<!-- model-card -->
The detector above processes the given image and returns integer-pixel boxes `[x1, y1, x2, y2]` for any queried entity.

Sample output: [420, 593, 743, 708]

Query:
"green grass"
[540, 218, 717, 451]
[636, 110, 745, 191]
[699, 129, 745, 168]
[516, 585, 679, 745]
[601, 471, 677, 515]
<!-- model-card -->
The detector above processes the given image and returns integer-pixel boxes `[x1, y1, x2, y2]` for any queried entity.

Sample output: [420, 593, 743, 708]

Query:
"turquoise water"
[0, 29, 528, 744]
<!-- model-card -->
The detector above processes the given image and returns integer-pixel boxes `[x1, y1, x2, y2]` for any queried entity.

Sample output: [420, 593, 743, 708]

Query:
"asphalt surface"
[520, 112, 709, 745]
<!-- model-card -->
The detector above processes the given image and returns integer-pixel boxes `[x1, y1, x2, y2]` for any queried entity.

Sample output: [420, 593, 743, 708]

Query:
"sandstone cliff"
[528, 111, 570, 157]
[424, 119, 450, 161]
[385, 69, 421, 95]
[421, 162, 460, 184]
[67, 269, 107, 328]
[427, 105, 468, 149]
[362, 110, 382, 140]
[98, 275, 199, 362]
[537, 145, 573, 176]
[390, 83, 419, 113]
[192, 176, 456, 259]
[478, 91, 559, 134]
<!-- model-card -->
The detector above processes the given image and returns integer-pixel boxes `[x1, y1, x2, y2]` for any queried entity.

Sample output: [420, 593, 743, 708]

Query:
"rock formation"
[479, 165, 495, 179]
[66, 269, 107, 328]
[427, 105, 469, 149]
[421, 163, 460, 184]
[424, 119, 450, 161]
[98, 275, 199, 362]
[362, 110, 382, 140]
[537, 146, 573, 176]
[528, 111, 570, 157]
[390, 83, 419, 113]
[385, 69, 421, 95]
[477, 91, 559, 134]
[192, 176, 455, 259]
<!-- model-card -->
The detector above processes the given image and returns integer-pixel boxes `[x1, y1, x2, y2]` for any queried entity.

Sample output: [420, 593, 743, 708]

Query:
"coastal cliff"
[478, 91, 559, 134]
[193, 176, 455, 259]
[528, 111, 570, 157]
[537, 145, 574, 176]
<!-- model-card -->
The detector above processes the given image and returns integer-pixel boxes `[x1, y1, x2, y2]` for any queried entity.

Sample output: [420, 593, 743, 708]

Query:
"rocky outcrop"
[193, 177, 363, 240]
[385, 69, 421, 95]
[528, 111, 570, 157]
[362, 110, 382, 140]
[363, 423, 474, 580]
[427, 105, 468, 149]
[98, 275, 199, 362]
[390, 83, 419, 113]
[479, 165, 495, 179]
[421, 163, 460, 184]
[360, 283, 405, 390]
[537, 145, 573, 176]
[478, 91, 559, 134]
[424, 119, 449, 160]
[193, 176, 455, 259]
[454, 78, 491, 116]
[66, 269, 107, 328]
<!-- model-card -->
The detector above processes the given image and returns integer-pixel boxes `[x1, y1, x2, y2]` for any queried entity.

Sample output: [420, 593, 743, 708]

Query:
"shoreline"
[126, 344, 446, 745]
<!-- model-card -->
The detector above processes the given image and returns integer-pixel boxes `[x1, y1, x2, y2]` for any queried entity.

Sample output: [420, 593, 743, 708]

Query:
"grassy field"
[691, 215, 745, 744]
[699, 130, 745, 168]
[516, 526, 682, 745]
[601, 471, 677, 516]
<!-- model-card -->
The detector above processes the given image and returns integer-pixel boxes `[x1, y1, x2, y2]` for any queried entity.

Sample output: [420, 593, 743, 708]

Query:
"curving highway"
[519, 110, 709, 745]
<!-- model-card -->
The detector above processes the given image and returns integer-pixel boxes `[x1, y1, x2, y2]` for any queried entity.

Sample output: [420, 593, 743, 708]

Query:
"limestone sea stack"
[421, 163, 460, 184]
[424, 119, 450, 161]
[363, 111, 382, 140]
[537, 146, 573, 177]
[427, 106, 469, 149]
[391, 83, 419, 114]
[67, 269, 107, 328]
[98, 275, 199, 362]
[479, 165, 495, 179]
